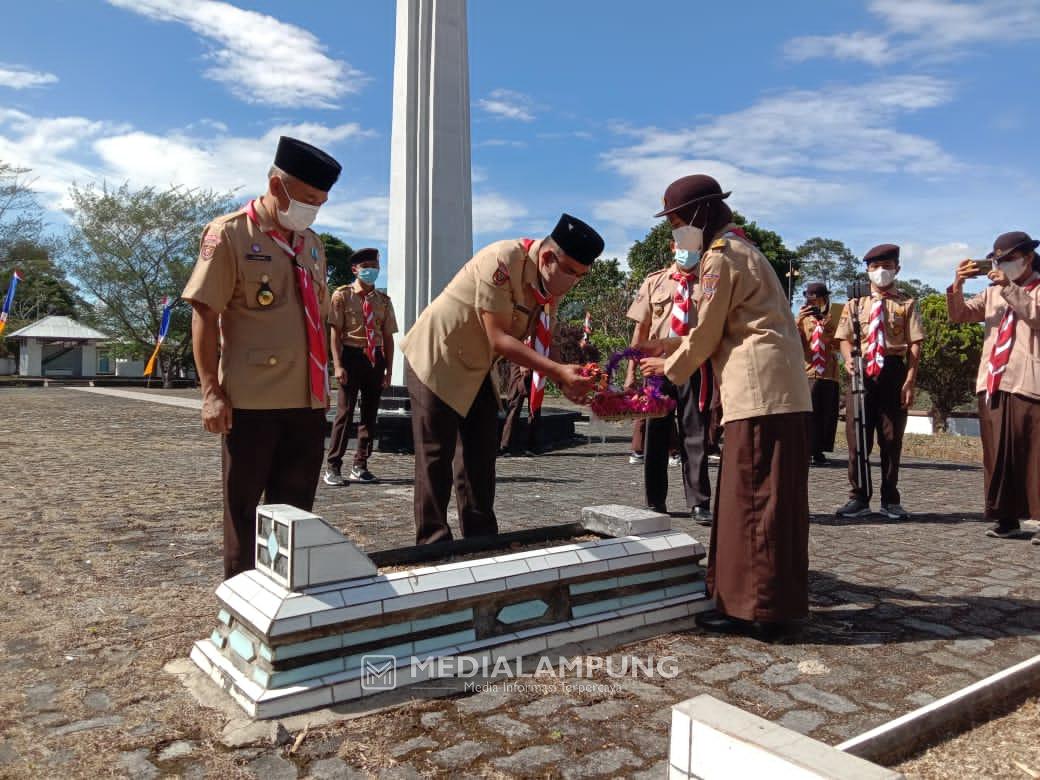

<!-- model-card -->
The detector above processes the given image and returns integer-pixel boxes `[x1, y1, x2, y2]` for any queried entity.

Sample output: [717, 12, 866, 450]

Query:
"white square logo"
[361, 655, 397, 691]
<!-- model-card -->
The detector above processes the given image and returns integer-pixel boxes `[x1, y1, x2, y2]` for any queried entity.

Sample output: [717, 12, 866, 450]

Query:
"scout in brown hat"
[950, 231, 1040, 541]
[324, 248, 398, 487]
[183, 136, 341, 579]
[834, 243, 924, 520]
[401, 214, 603, 545]
[639, 174, 812, 640]
[796, 282, 842, 466]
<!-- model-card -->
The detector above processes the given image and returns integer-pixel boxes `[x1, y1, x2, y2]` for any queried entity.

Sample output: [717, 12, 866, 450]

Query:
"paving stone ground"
[0, 387, 1037, 779]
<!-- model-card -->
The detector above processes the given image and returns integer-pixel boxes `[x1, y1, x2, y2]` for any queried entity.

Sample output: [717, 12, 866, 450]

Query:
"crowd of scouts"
[182, 136, 1040, 643]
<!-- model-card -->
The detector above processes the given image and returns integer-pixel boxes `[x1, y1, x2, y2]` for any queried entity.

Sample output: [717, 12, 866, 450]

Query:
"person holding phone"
[796, 282, 841, 466]
[948, 231, 1040, 541]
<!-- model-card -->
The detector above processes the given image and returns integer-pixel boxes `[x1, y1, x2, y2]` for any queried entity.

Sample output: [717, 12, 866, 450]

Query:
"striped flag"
[580, 311, 592, 346]
[0, 270, 23, 337]
[143, 296, 174, 376]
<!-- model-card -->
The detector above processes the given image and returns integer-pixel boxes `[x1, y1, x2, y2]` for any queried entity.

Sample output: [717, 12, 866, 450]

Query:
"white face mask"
[997, 258, 1027, 281]
[276, 178, 320, 232]
[672, 224, 704, 254]
[868, 268, 896, 288]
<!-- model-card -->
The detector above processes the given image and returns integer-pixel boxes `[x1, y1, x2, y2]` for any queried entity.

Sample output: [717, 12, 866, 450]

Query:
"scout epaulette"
[710, 237, 728, 251]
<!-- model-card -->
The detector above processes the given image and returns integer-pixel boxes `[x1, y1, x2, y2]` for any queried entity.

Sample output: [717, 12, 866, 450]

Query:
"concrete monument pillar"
[387, 0, 473, 380]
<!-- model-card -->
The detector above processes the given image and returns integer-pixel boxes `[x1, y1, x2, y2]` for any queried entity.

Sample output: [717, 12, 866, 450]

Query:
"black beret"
[863, 243, 900, 264]
[350, 248, 380, 265]
[274, 136, 342, 192]
[550, 213, 604, 266]
[992, 231, 1039, 261]
[804, 282, 830, 298]
[654, 174, 731, 218]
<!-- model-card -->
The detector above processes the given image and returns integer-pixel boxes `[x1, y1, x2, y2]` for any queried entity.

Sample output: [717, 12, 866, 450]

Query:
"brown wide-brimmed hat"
[653, 174, 731, 218]
[991, 231, 1039, 261]
[804, 282, 830, 298]
[863, 243, 900, 265]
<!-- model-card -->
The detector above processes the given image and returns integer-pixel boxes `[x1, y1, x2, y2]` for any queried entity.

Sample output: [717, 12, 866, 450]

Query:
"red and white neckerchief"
[864, 295, 887, 379]
[521, 238, 553, 413]
[986, 275, 1040, 399]
[245, 199, 326, 404]
[581, 311, 592, 346]
[810, 315, 828, 376]
[358, 287, 378, 365]
[670, 268, 710, 411]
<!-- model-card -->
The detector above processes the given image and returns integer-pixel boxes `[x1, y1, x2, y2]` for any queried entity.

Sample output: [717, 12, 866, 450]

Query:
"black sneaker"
[323, 467, 346, 486]
[691, 506, 712, 526]
[836, 498, 872, 517]
[811, 454, 829, 466]
[985, 524, 1025, 539]
[648, 503, 667, 515]
[350, 466, 378, 484]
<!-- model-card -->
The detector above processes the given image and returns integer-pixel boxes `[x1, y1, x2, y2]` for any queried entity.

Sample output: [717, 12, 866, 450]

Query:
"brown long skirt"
[709, 412, 811, 622]
[978, 391, 1040, 522]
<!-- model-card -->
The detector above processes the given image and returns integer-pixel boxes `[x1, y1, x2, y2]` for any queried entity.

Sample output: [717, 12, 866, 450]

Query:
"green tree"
[896, 278, 939, 300]
[558, 257, 634, 357]
[626, 221, 674, 285]
[0, 239, 83, 337]
[0, 161, 43, 252]
[915, 294, 984, 432]
[795, 237, 860, 294]
[61, 182, 235, 386]
[732, 213, 797, 294]
[321, 233, 355, 289]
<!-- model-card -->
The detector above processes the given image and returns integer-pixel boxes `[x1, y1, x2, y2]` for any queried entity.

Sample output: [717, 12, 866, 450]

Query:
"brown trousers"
[809, 378, 840, 456]
[845, 356, 908, 504]
[500, 363, 540, 452]
[327, 346, 386, 469]
[644, 371, 713, 511]
[407, 365, 499, 545]
[709, 412, 810, 623]
[978, 390, 1040, 525]
[221, 407, 326, 579]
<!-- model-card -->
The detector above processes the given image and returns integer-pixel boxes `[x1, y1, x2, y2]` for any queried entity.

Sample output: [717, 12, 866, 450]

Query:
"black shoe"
[350, 466, 378, 483]
[836, 498, 872, 517]
[648, 503, 667, 514]
[985, 523, 1025, 539]
[811, 454, 829, 466]
[695, 611, 789, 642]
[691, 505, 712, 526]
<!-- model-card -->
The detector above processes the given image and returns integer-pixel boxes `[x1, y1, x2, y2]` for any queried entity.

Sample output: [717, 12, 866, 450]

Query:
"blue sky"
[0, 0, 1037, 296]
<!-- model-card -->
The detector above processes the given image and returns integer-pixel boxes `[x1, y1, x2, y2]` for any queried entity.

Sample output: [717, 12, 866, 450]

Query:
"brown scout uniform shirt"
[796, 305, 841, 382]
[834, 290, 924, 357]
[329, 282, 398, 349]
[663, 226, 811, 424]
[181, 198, 329, 410]
[947, 274, 1040, 399]
[401, 238, 556, 416]
[627, 265, 704, 340]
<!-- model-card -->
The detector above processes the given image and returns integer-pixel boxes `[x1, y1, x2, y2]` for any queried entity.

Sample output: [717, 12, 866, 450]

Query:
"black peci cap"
[550, 213, 604, 266]
[274, 136, 342, 192]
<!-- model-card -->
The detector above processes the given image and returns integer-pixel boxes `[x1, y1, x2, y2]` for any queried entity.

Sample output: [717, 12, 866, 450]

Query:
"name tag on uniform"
[246, 253, 272, 262]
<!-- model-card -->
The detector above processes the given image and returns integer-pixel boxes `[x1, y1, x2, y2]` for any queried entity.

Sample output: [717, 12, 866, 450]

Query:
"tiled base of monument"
[191, 504, 708, 719]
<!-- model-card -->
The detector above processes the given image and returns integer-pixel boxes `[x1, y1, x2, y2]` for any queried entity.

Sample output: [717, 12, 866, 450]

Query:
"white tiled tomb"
[191, 504, 709, 718]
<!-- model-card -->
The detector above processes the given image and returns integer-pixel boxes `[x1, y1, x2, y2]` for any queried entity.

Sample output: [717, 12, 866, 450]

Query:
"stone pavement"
[0, 387, 1036, 779]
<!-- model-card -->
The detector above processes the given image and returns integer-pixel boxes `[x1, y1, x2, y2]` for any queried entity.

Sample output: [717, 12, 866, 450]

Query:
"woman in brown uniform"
[640, 174, 812, 640]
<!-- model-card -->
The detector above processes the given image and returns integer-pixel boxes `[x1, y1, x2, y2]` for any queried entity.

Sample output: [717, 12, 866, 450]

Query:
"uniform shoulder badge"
[710, 237, 728, 251]
[492, 260, 510, 287]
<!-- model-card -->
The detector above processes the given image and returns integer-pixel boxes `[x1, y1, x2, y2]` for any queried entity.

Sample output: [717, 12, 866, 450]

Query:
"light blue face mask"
[356, 267, 380, 285]
[675, 248, 701, 270]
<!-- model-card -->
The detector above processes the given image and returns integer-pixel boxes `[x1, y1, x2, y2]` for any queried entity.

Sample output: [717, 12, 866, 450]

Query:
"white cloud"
[0, 65, 58, 90]
[478, 89, 537, 122]
[106, 0, 366, 108]
[473, 192, 528, 235]
[786, 0, 1040, 64]
[0, 107, 385, 240]
[785, 32, 891, 65]
[475, 139, 527, 148]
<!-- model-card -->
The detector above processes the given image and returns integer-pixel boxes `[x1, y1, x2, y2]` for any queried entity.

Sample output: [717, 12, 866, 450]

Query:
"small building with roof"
[7, 315, 110, 377]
